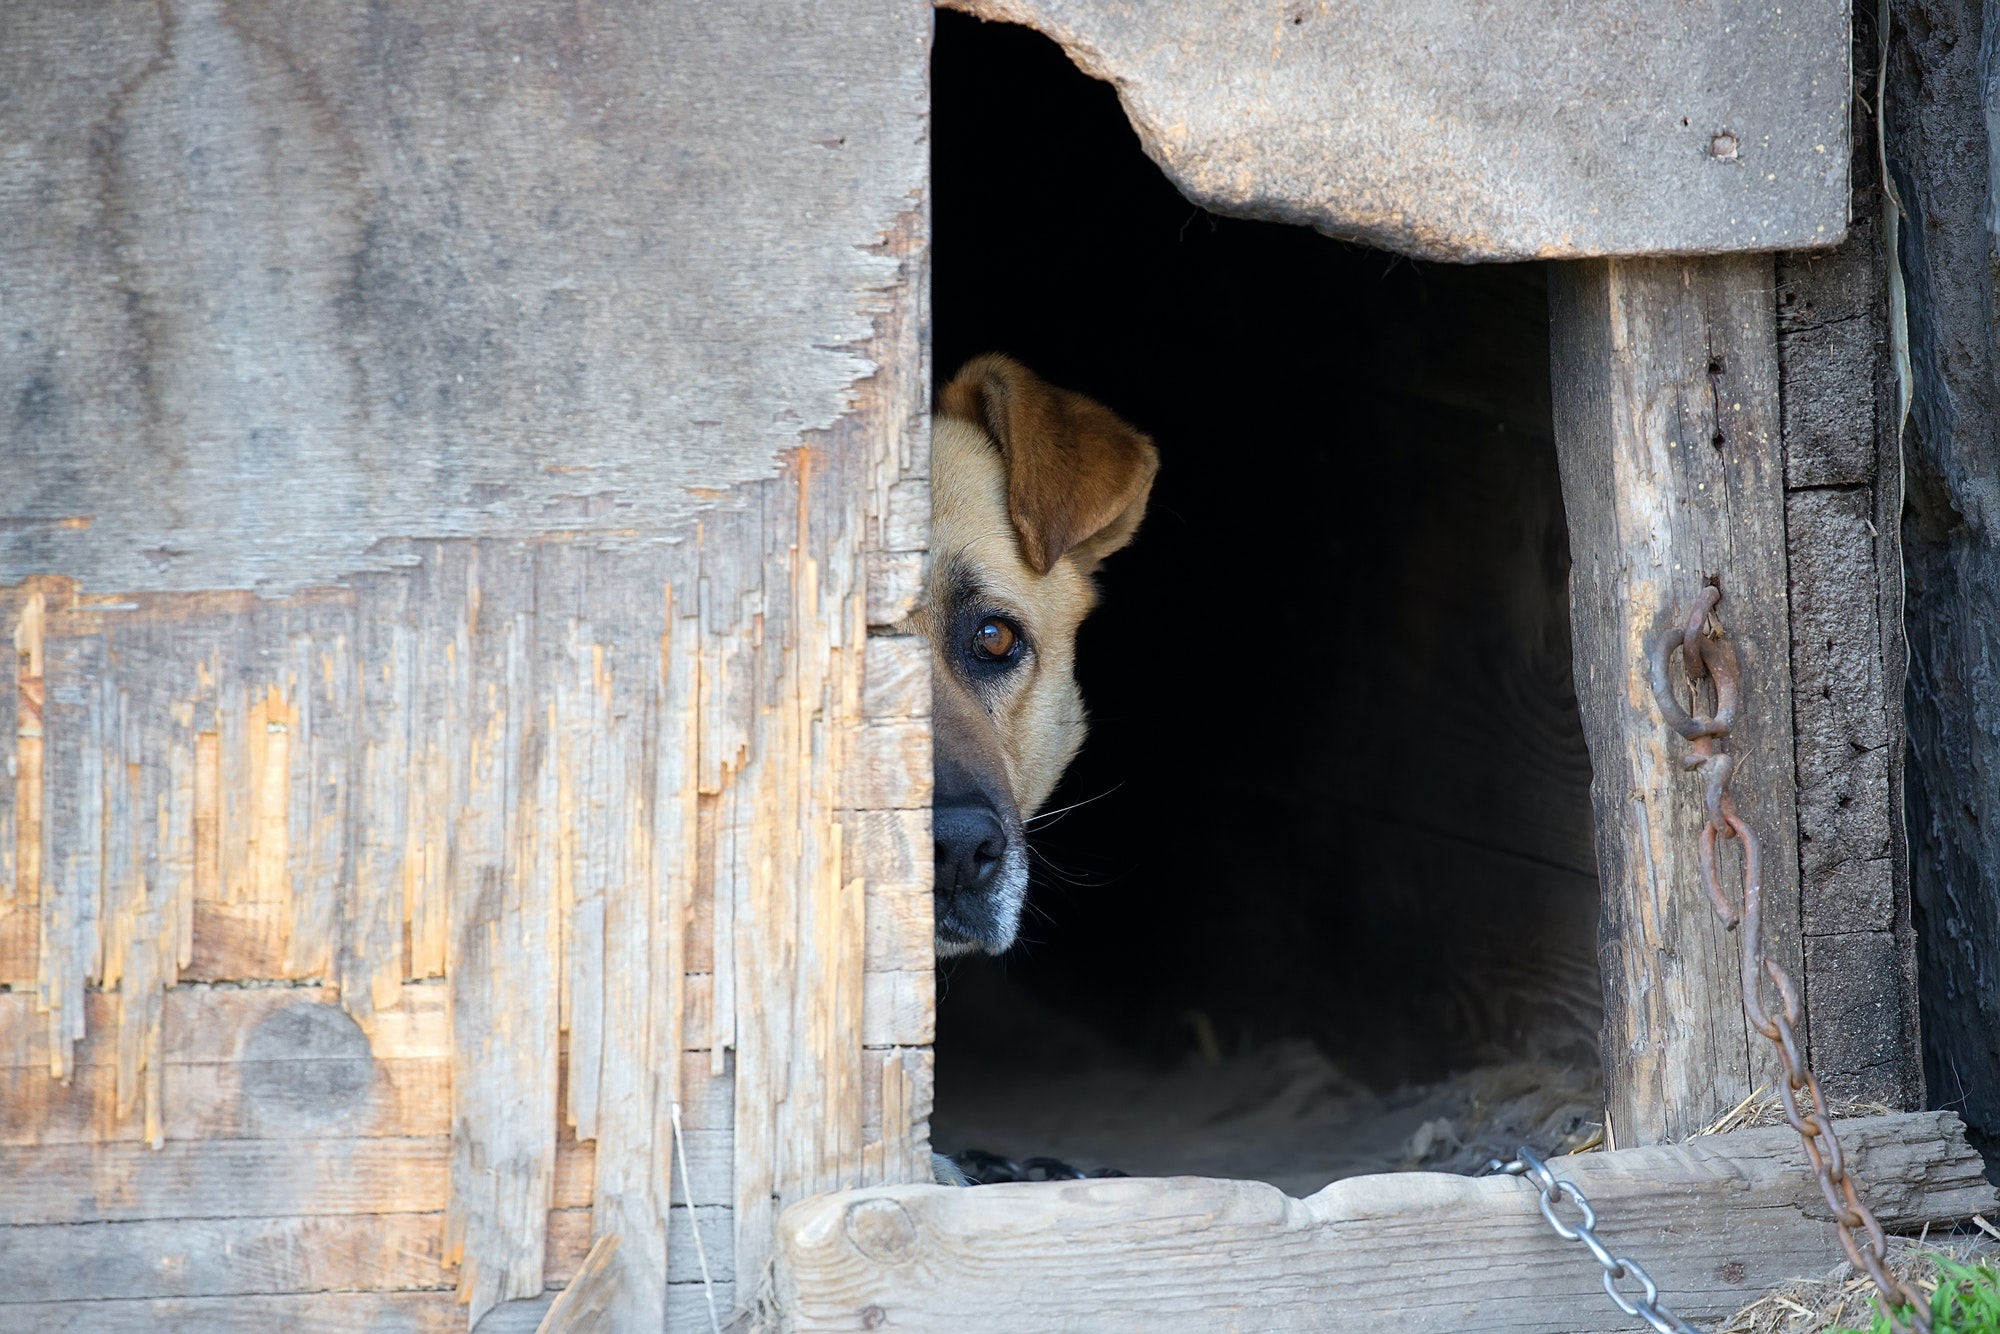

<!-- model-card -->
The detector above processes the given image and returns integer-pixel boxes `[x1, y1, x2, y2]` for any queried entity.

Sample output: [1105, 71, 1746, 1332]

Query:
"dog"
[915, 355, 1158, 957]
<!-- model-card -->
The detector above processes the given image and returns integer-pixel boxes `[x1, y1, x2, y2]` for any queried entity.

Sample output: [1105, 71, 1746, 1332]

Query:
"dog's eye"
[969, 618, 1020, 662]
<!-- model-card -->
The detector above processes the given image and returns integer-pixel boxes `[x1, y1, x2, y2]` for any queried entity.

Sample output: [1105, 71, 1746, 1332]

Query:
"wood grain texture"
[0, 1138, 450, 1226]
[0, 984, 444, 1065]
[444, 543, 562, 1317]
[532, 1233, 618, 1334]
[0, 1043, 445, 1147]
[862, 973, 936, 1049]
[0, 1214, 452, 1303]
[0, 985, 447, 1147]
[1776, 177, 1921, 1110]
[478, 1284, 738, 1334]
[0, 2, 927, 597]
[1786, 492, 1893, 936]
[0, 1136, 684, 1235]
[775, 1112, 1996, 1333]
[1550, 255, 1804, 1147]
[0, 0, 934, 1324]
[0, 1294, 473, 1334]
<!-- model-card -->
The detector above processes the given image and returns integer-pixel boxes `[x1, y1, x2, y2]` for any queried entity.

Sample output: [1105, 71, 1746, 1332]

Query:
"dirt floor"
[931, 961, 1602, 1196]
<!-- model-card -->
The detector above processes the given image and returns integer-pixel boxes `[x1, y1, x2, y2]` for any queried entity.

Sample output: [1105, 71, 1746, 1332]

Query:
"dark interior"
[930, 11, 1603, 1193]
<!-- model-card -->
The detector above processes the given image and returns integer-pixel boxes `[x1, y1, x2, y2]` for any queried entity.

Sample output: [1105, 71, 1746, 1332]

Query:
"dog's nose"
[934, 804, 1007, 895]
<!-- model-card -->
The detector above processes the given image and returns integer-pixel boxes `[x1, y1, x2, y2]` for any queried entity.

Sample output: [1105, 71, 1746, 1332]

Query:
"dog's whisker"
[1025, 844, 1113, 888]
[1025, 843, 1083, 875]
[1017, 893, 1058, 925]
[1023, 781, 1126, 830]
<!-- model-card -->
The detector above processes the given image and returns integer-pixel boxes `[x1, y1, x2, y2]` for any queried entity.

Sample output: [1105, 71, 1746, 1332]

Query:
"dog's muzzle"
[933, 802, 1027, 955]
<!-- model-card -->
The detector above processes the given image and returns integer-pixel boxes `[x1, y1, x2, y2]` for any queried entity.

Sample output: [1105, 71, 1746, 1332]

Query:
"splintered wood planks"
[775, 1112, 1998, 1333]
[0, 0, 935, 1326]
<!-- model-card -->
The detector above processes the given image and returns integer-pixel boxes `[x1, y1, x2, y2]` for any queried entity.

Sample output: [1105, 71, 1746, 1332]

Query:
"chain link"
[1648, 582, 1930, 1334]
[1484, 1148, 1702, 1334]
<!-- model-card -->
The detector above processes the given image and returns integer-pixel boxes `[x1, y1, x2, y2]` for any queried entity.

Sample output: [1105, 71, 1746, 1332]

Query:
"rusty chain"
[1648, 582, 1929, 1334]
[1485, 1148, 1702, 1333]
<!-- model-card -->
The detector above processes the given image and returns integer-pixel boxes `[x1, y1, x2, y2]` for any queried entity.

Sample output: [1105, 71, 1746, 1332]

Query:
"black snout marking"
[934, 799, 1018, 952]
[935, 802, 1006, 899]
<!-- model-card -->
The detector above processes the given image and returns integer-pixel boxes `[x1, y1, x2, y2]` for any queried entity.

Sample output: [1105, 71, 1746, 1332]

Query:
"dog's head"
[921, 355, 1158, 956]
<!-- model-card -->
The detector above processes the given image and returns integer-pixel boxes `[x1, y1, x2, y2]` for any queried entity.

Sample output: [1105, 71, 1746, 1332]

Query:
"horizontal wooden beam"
[775, 1111, 1996, 1332]
[0, 1293, 469, 1334]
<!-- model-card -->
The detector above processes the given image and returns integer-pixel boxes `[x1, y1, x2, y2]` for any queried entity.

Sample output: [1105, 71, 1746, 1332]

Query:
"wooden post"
[1549, 255, 1804, 1147]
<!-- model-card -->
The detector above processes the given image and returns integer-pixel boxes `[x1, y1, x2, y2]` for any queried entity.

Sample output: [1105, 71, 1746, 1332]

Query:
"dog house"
[1, 1, 1995, 1331]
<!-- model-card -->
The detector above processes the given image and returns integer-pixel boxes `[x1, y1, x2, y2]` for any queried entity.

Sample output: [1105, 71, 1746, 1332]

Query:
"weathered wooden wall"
[0, 2, 934, 1329]
[1772, 14, 1924, 1108]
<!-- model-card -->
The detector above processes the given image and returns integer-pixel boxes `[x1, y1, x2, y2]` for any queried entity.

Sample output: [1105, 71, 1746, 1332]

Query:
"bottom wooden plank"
[0, 1292, 467, 1334]
[0, 1214, 446, 1303]
[0, 1209, 593, 1305]
[0, 1137, 448, 1225]
[776, 1111, 1996, 1333]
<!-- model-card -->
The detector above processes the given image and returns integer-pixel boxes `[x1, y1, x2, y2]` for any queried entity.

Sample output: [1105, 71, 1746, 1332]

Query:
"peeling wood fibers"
[0, 0, 935, 1324]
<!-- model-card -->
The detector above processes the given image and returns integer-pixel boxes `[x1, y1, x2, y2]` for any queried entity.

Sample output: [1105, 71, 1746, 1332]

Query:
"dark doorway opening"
[930, 11, 1602, 1193]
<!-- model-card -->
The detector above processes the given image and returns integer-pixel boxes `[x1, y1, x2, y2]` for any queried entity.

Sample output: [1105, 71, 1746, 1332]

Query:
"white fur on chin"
[935, 841, 1029, 957]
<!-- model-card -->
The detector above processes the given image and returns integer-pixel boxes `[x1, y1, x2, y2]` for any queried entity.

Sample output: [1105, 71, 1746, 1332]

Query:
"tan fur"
[919, 355, 1156, 956]
[941, 353, 1159, 578]
[926, 416, 1097, 817]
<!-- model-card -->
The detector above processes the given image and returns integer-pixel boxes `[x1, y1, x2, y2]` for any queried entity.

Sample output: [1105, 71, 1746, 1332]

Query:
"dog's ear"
[940, 354, 1159, 576]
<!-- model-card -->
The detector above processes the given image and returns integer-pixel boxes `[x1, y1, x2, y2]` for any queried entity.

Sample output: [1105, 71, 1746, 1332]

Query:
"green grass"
[1839, 1255, 2000, 1334]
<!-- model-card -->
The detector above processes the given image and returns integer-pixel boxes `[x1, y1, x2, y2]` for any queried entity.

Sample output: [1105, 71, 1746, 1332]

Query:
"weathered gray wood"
[0, 1133, 717, 1227]
[1785, 481, 1910, 1101]
[0, 984, 447, 1070]
[0, 1138, 449, 1225]
[0, 2, 935, 1326]
[0, 1053, 449, 1146]
[942, 0, 1849, 260]
[0, 582, 45, 989]
[0, 3, 926, 597]
[1883, 0, 2000, 1165]
[0, 1214, 456, 1303]
[533, 1233, 618, 1334]
[775, 1112, 1994, 1333]
[446, 543, 561, 1317]
[1785, 492, 1893, 941]
[475, 1284, 736, 1334]
[1776, 164, 1922, 1109]
[1, 1294, 471, 1334]
[1550, 255, 1804, 1147]
[1, 983, 449, 1146]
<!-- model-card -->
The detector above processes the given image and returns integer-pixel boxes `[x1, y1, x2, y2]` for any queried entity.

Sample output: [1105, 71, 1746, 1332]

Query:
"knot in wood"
[843, 1198, 919, 1264]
